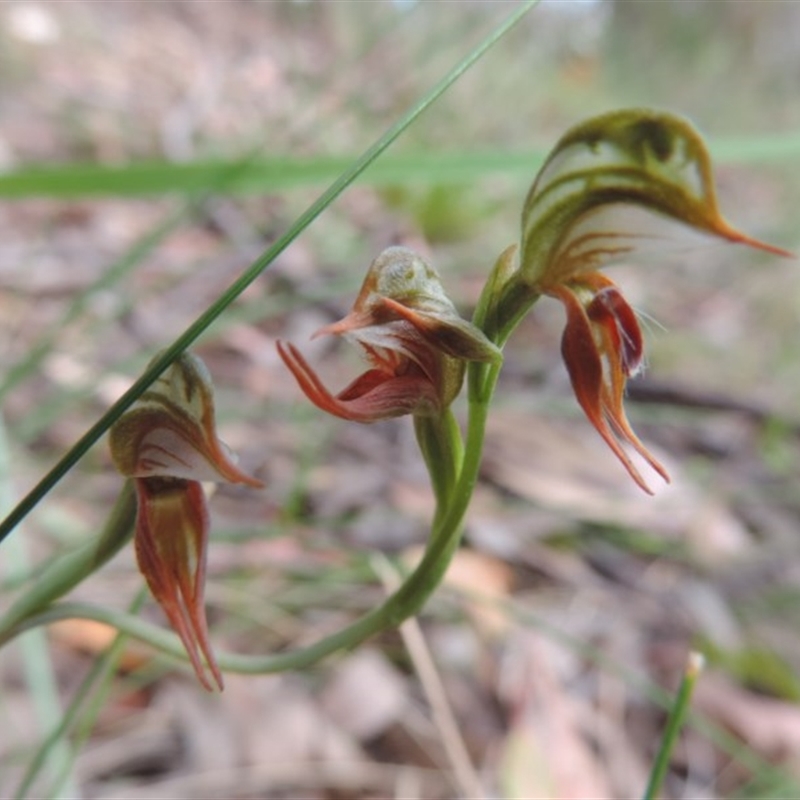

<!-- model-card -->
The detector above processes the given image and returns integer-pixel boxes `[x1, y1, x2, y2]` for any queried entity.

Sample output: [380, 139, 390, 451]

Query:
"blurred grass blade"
[711, 131, 800, 163]
[0, 415, 79, 799]
[0, 0, 541, 546]
[0, 207, 184, 403]
[15, 590, 147, 800]
[643, 651, 704, 800]
[500, 594, 800, 798]
[0, 151, 547, 196]
[2, 129, 800, 199]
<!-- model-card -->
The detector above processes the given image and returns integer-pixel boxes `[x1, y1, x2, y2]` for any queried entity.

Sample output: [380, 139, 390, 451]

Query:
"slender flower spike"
[517, 109, 791, 492]
[109, 352, 263, 690]
[278, 247, 501, 422]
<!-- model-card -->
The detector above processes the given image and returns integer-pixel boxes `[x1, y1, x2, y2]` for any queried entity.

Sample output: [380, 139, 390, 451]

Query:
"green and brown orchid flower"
[110, 352, 263, 691]
[277, 247, 501, 422]
[515, 109, 791, 493]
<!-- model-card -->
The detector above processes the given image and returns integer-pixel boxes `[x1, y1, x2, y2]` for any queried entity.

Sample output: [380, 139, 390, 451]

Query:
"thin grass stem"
[14, 590, 147, 800]
[0, 415, 78, 799]
[643, 651, 705, 800]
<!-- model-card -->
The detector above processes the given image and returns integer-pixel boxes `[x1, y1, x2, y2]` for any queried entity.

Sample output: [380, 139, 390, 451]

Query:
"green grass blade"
[0, 0, 541, 546]
[14, 590, 147, 800]
[0, 151, 547, 197]
[2, 129, 799, 199]
[643, 652, 704, 800]
[0, 415, 79, 799]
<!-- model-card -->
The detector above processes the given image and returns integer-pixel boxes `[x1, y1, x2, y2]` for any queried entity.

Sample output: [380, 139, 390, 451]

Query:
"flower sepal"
[110, 352, 262, 690]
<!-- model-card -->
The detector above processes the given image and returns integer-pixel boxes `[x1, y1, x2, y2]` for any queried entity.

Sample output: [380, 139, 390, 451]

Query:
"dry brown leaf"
[390, 479, 438, 521]
[483, 411, 753, 563]
[403, 546, 515, 638]
[694, 672, 800, 761]
[49, 618, 150, 672]
[224, 673, 364, 769]
[320, 647, 408, 740]
[497, 632, 613, 799]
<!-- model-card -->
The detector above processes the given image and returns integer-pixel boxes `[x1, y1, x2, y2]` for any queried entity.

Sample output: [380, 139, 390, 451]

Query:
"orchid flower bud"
[278, 247, 501, 422]
[515, 109, 791, 492]
[110, 352, 263, 690]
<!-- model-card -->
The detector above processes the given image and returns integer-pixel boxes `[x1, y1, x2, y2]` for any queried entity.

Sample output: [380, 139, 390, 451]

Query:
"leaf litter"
[1, 3, 800, 798]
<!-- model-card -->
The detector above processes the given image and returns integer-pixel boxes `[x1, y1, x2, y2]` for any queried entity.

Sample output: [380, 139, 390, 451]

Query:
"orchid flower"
[278, 247, 501, 422]
[515, 109, 791, 492]
[110, 352, 263, 690]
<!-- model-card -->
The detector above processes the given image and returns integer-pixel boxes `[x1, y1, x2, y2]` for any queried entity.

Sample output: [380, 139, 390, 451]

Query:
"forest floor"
[1, 3, 800, 798]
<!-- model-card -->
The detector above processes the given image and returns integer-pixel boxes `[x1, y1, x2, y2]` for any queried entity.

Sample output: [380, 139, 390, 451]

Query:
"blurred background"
[1, 1, 799, 798]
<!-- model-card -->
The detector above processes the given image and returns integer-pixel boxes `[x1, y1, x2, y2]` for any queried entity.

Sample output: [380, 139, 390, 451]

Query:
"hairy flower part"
[278, 247, 501, 422]
[516, 109, 791, 490]
[110, 352, 262, 691]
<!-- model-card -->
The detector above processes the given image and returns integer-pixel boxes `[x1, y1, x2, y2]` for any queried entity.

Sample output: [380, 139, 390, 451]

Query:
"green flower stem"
[472, 245, 540, 353]
[0, 482, 136, 644]
[494, 280, 541, 347]
[0, 0, 541, 548]
[643, 651, 704, 800]
[414, 409, 464, 525]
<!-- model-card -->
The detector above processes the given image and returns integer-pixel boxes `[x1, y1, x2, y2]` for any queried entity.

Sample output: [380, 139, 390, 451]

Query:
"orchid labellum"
[110, 352, 263, 690]
[516, 109, 791, 492]
[278, 247, 501, 422]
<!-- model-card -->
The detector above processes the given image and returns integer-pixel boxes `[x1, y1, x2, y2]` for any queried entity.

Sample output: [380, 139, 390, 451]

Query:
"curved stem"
[414, 409, 463, 526]
[0, 482, 136, 644]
